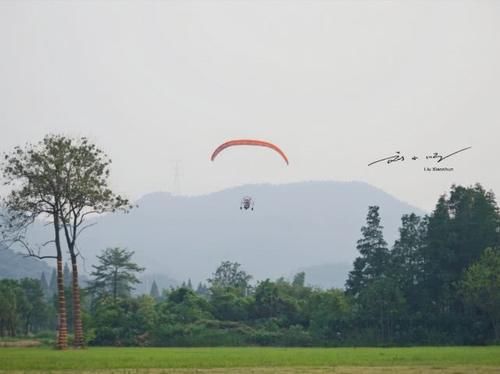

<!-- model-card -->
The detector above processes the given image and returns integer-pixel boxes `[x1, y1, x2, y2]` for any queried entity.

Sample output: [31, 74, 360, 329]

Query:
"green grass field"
[1, 346, 499, 373]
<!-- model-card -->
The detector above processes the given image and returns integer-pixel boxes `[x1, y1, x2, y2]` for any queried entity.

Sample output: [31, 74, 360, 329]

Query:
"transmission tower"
[171, 160, 182, 196]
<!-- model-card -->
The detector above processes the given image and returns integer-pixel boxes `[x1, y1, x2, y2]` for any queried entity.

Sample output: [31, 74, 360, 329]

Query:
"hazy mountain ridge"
[0, 245, 53, 280]
[8, 181, 424, 288]
[72, 180, 424, 286]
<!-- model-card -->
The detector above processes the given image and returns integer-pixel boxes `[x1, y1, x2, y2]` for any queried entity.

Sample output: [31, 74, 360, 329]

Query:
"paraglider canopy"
[210, 139, 289, 165]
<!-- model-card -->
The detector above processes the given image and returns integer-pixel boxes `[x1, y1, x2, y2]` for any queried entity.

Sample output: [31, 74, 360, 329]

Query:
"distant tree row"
[0, 278, 54, 337]
[12, 183, 492, 347]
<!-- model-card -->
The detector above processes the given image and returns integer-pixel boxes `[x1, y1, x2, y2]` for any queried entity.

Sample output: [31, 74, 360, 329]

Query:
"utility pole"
[171, 160, 182, 196]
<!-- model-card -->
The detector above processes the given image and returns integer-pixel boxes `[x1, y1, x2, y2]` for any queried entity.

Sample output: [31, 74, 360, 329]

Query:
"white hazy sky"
[1, 0, 499, 211]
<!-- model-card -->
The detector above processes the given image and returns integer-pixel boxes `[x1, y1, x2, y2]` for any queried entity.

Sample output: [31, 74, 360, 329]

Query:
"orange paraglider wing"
[210, 139, 289, 165]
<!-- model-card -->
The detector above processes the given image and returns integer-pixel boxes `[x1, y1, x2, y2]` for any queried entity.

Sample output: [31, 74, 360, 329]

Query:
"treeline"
[84, 183, 500, 346]
[1, 183, 499, 346]
[0, 265, 81, 339]
[0, 278, 55, 337]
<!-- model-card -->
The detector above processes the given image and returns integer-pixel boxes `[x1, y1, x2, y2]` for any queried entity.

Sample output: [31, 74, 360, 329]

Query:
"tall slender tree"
[1, 140, 69, 348]
[1, 135, 130, 348]
[40, 272, 50, 298]
[89, 247, 144, 302]
[346, 206, 389, 296]
[63, 263, 71, 288]
[48, 269, 57, 296]
[292, 272, 306, 288]
[390, 213, 427, 296]
[150, 280, 160, 299]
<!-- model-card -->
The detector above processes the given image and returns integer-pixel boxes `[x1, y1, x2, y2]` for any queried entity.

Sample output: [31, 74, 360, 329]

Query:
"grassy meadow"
[0, 346, 500, 373]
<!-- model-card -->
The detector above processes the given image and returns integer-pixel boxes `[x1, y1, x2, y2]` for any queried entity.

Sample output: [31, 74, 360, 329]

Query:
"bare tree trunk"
[491, 316, 499, 343]
[56, 256, 68, 349]
[71, 256, 84, 348]
[113, 269, 117, 302]
[54, 213, 68, 350]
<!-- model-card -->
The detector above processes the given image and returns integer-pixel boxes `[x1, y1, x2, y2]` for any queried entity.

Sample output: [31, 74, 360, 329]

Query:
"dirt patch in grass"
[0, 340, 41, 348]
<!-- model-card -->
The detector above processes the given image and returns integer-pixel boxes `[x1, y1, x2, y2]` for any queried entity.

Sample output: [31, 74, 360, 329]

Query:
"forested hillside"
[0, 245, 53, 280]
[53, 181, 424, 284]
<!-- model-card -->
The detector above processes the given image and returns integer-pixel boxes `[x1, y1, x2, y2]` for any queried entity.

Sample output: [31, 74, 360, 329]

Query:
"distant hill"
[135, 273, 179, 296]
[0, 245, 53, 280]
[25, 181, 425, 288]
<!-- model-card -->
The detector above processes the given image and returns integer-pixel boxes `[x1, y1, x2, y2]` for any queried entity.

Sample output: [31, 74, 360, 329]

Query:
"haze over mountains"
[0, 246, 52, 280]
[5, 181, 425, 289]
[71, 181, 424, 288]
